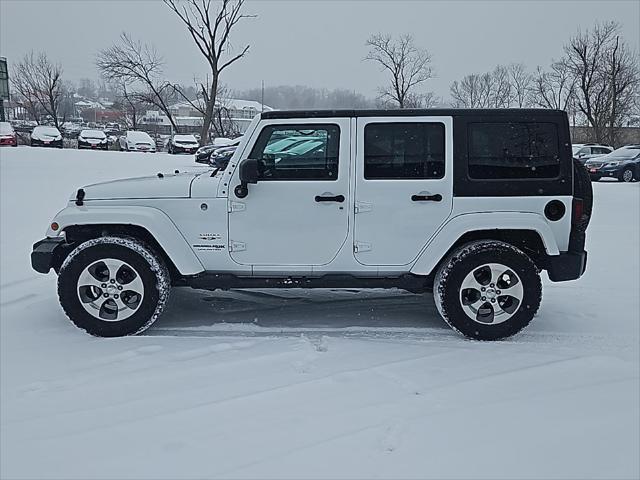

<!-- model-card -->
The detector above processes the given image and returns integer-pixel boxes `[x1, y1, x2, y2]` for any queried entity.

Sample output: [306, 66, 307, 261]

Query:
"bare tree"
[97, 33, 178, 130]
[450, 74, 484, 108]
[12, 52, 65, 129]
[365, 33, 434, 108]
[508, 63, 532, 107]
[603, 33, 639, 145]
[564, 21, 618, 143]
[11, 59, 42, 122]
[530, 60, 577, 112]
[451, 65, 526, 108]
[111, 81, 145, 129]
[164, 0, 255, 144]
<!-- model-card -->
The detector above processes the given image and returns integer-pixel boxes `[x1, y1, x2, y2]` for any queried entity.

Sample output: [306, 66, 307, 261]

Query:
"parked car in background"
[31, 126, 63, 148]
[168, 134, 200, 154]
[118, 131, 156, 152]
[209, 145, 237, 169]
[195, 136, 242, 164]
[572, 143, 613, 164]
[585, 145, 640, 182]
[77, 129, 108, 150]
[0, 121, 18, 147]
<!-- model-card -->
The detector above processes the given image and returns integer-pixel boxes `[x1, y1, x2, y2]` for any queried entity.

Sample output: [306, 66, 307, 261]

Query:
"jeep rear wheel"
[58, 237, 170, 337]
[434, 241, 541, 340]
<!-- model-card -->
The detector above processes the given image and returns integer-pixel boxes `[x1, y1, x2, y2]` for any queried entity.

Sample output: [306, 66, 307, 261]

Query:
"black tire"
[619, 167, 635, 183]
[57, 237, 170, 337]
[433, 240, 542, 340]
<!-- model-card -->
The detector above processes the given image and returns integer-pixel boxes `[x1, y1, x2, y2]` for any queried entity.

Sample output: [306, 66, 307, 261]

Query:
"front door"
[354, 117, 453, 266]
[228, 119, 351, 267]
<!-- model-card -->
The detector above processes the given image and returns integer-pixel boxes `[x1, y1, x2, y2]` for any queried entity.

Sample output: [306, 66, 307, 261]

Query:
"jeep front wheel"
[57, 237, 170, 337]
[434, 241, 542, 340]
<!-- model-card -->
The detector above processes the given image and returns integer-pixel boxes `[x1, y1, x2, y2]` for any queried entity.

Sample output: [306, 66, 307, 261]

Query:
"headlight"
[606, 161, 620, 167]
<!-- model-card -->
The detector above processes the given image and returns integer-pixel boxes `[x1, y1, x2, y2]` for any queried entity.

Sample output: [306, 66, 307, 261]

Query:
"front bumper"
[173, 145, 198, 154]
[587, 166, 622, 179]
[546, 251, 587, 282]
[78, 140, 108, 150]
[32, 139, 63, 148]
[31, 237, 68, 274]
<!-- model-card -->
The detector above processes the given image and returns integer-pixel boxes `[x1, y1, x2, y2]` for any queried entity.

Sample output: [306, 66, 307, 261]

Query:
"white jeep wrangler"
[31, 109, 591, 340]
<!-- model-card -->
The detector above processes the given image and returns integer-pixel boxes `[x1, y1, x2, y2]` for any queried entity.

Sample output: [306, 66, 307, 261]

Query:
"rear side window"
[593, 147, 611, 154]
[468, 123, 560, 179]
[364, 123, 445, 179]
[249, 124, 340, 181]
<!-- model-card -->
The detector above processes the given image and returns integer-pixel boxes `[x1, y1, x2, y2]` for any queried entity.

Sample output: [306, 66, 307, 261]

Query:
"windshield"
[607, 147, 640, 159]
[34, 126, 60, 136]
[0, 122, 13, 134]
[80, 129, 106, 139]
[572, 145, 583, 155]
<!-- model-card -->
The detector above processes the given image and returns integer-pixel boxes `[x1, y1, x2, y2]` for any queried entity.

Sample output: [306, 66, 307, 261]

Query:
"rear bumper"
[547, 251, 587, 282]
[31, 237, 68, 274]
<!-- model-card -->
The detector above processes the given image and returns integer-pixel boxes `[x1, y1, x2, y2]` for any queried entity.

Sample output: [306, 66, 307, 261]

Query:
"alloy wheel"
[459, 263, 524, 325]
[76, 258, 144, 321]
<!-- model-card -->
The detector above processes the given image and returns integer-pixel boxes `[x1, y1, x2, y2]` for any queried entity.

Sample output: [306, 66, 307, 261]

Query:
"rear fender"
[410, 212, 561, 276]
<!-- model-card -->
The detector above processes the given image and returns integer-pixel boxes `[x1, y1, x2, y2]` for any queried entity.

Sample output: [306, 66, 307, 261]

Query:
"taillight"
[572, 198, 584, 225]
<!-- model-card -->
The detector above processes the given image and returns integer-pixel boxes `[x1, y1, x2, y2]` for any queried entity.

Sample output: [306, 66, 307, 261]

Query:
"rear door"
[354, 116, 453, 266]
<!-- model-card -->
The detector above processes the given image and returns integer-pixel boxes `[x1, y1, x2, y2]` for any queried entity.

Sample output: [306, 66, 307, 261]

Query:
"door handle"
[315, 194, 345, 203]
[411, 193, 442, 202]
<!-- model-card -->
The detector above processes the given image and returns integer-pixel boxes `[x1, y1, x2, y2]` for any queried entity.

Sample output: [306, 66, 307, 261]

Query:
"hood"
[78, 171, 204, 201]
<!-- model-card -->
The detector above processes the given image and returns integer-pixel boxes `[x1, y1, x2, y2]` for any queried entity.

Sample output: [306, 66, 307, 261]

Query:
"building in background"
[0, 57, 8, 121]
[167, 98, 273, 135]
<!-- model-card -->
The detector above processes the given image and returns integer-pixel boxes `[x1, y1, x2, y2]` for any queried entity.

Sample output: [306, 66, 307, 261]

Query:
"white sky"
[1, 0, 639, 101]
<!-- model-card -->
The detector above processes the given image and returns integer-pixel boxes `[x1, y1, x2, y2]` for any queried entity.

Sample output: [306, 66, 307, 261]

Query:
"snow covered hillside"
[1, 147, 638, 479]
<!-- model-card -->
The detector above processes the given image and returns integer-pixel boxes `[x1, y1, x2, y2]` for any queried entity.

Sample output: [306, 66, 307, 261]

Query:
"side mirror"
[234, 158, 260, 198]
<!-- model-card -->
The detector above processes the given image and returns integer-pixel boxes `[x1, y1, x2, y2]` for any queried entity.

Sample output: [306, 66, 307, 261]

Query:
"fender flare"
[48, 205, 205, 275]
[410, 212, 561, 276]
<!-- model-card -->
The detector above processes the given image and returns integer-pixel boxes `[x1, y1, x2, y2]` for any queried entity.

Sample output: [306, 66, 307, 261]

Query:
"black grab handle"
[315, 194, 345, 203]
[411, 194, 442, 202]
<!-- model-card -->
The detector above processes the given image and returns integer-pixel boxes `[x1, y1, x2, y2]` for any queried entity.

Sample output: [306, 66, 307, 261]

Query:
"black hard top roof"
[261, 108, 565, 120]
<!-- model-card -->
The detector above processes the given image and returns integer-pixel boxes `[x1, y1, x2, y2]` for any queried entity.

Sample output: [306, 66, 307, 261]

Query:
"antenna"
[261, 80, 264, 112]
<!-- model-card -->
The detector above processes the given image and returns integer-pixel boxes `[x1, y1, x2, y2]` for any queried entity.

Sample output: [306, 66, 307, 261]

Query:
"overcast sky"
[1, 0, 638, 102]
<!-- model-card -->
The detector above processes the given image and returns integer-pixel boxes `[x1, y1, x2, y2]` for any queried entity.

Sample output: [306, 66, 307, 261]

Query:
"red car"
[0, 122, 17, 147]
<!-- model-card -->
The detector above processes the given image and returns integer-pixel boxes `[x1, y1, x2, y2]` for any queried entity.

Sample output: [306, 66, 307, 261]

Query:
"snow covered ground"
[1, 146, 638, 479]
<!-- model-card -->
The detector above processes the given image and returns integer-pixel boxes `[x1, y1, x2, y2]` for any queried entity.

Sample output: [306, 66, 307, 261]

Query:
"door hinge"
[354, 201, 372, 214]
[229, 241, 246, 252]
[228, 201, 246, 213]
[354, 241, 372, 253]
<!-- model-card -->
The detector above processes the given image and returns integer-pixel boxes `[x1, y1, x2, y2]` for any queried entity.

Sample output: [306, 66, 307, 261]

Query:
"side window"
[248, 124, 340, 181]
[364, 123, 445, 179]
[468, 122, 560, 179]
[593, 147, 610, 155]
[577, 147, 591, 156]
